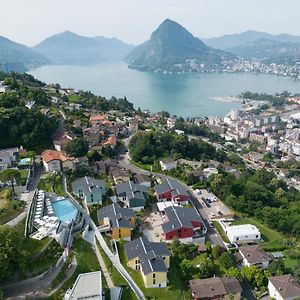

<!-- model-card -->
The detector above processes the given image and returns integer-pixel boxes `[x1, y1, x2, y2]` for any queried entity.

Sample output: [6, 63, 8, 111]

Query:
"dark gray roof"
[124, 237, 170, 275]
[190, 277, 242, 299]
[239, 245, 272, 264]
[135, 174, 151, 184]
[162, 206, 202, 233]
[124, 237, 170, 261]
[154, 177, 189, 197]
[110, 167, 130, 178]
[97, 203, 135, 229]
[269, 274, 300, 299]
[71, 176, 105, 196]
[116, 181, 148, 201]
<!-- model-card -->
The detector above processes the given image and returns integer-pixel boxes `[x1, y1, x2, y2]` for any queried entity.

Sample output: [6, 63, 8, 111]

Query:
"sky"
[2, 0, 300, 46]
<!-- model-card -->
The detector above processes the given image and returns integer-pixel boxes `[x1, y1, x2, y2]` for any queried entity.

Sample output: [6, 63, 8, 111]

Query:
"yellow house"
[97, 203, 136, 241]
[124, 237, 170, 288]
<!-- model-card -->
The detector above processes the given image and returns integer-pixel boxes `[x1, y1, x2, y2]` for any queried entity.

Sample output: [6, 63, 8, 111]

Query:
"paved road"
[62, 173, 146, 300]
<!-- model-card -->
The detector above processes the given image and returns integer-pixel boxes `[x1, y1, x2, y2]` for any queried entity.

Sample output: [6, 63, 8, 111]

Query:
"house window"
[256, 235, 259, 238]
[153, 279, 156, 285]
[135, 260, 139, 264]
[236, 237, 239, 241]
[163, 257, 165, 260]
[153, 273, 156, 278]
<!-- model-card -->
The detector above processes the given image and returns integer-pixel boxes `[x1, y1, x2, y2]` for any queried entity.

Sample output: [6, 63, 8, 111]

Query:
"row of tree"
[208, 169, 300, 237]
[129, 131, 220, 164]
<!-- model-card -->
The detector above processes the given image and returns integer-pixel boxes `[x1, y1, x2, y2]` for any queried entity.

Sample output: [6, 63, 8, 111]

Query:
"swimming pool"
[52, 199, 78, 223]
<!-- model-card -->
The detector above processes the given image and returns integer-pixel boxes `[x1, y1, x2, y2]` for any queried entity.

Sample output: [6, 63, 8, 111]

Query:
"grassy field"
[233, 217, 287, 251]
[38, 174, 65, 196]
[19, 169, 29, 186]
[0, 189, 25, 225]
[97, 241, 137, 300]
[117, 241, 186, 300]
[49, 238, 100, 300]
[213, 221, 230, 243]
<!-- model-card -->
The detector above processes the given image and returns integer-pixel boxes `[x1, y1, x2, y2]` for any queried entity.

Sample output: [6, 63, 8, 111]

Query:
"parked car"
[208, 221, 214, 228]
[218, 211, 223, 216]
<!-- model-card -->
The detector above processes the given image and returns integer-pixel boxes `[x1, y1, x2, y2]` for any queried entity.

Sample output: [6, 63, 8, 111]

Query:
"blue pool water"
[52, 199, 78, 223]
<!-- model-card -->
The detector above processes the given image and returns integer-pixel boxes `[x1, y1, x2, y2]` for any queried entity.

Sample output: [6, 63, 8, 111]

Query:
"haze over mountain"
[202, 30, 300, 50]
[0, 36, 48, 72]
[227, 38, 300, 65]
[126, 19, 235, 72]
[33, 31, 134, 65]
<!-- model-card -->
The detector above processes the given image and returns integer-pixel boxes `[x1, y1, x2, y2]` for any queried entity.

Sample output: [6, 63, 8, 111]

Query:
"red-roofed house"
[90, 115, 108, 127]
[42, 150, 75, 172]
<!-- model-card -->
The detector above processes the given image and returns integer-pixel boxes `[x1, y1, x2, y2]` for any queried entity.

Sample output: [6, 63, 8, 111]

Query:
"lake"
[30, 63, 300, 117]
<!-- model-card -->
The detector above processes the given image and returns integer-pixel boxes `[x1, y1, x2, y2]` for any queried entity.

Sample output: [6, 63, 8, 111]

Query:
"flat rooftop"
[69, 271, 102, 300]
[226, 224, 260, 235]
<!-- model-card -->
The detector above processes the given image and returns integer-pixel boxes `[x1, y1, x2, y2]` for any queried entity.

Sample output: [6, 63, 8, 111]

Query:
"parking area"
[193, 189, 233, 220]
[142, 210, 165, 242]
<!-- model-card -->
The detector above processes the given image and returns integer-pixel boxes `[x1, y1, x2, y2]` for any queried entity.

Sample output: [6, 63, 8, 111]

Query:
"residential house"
[90, 115, 108, 127]
[268, 274, 300, 300]
[42, 150, 75, 172]
[161, 206, 202, 242]
[154, 178, 190, 204]
[66, 271, 102, 300]
[83, 127, 103, 147]
[74, 156, 89, 170]
[53, 133, 73, 152]
[71, 176, 105, 205]
[101, 135, 117, 149]
[159, 159, 178, 171]
[0, 82, 9, 93]
[135, 174, 151, 188]
[189, 277, 242, 300]
[97, 203, 136, 240]
[0, 146, 24, 168]
[225, 224, 261, 244]
[128, 118, 139, 132]
[110, 167, 131, 184]
[116, 181, 149, 211]
[239, 245, 272, 269]
[125, 237, 170, 288]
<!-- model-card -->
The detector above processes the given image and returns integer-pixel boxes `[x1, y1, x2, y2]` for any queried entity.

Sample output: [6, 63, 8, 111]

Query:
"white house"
[0, 83, 9, 93]
[225, 224, 261, 244]
[268, 274, 300, 300]
[160, 159, 178, 171]
[239, 245, 272, 270]
[42, 150, 75, 172]
[0, 147, 23, 168]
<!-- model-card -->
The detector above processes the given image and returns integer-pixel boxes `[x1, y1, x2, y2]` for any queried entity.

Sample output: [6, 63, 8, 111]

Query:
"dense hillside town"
[0, 71, 300, 300]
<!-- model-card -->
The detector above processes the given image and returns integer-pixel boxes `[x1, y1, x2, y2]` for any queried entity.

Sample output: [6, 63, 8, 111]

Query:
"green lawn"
[49, 238, 100, 299]
[68, 94, 81, 103]
[19, 169, 29, 186]
[96, 241, 138, 300]
[53, 175, 65, 196]
[0, 189, 25, 225]
[213, 221, 230, 243]
[38, 174, 65, 196]
[233, 217, 287, 251]
[117, 241, 185, 300]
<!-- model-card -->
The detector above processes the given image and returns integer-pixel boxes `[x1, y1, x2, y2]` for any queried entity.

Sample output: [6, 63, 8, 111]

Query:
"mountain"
[0, 36, 48, 72]
[126, 19, 235, 72]
[33, 31, 134, 65]
[227, 38, 300, 62]
[202, 30, 300, 50]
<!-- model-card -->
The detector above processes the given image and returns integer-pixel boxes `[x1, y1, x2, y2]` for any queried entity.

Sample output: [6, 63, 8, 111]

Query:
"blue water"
[30, 62, 300, 117]
[52, 199, 78, 223]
